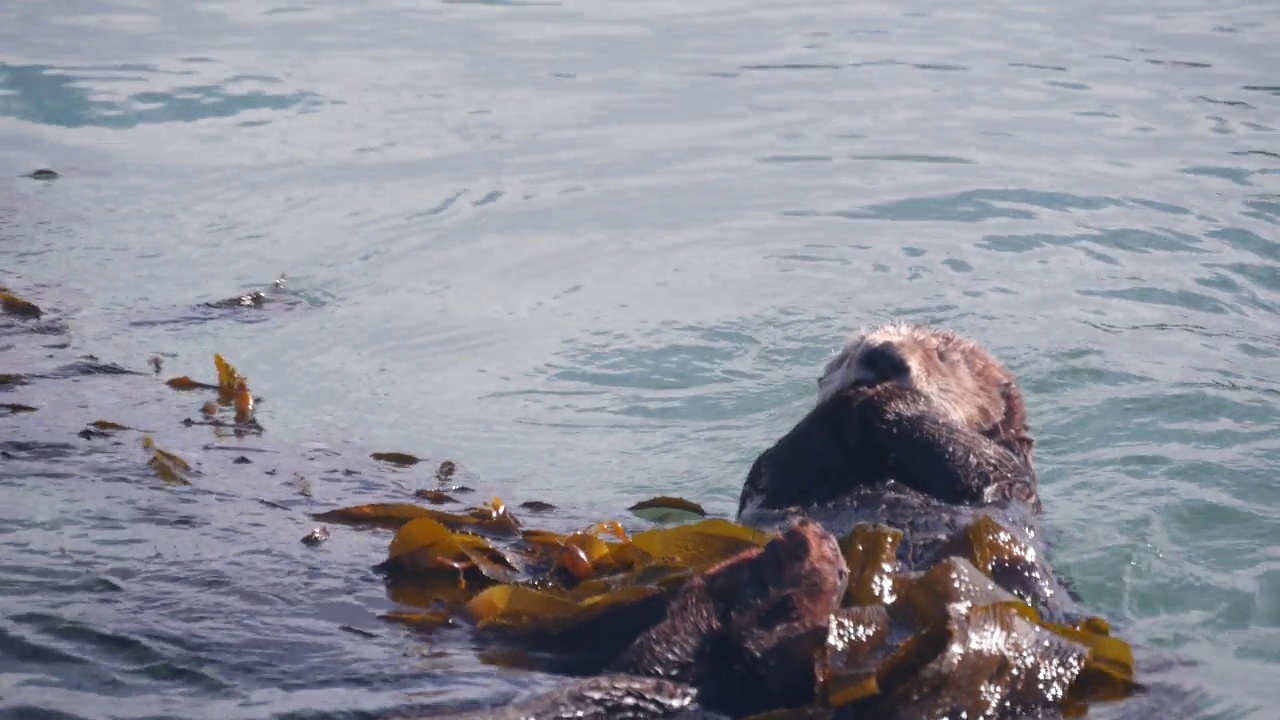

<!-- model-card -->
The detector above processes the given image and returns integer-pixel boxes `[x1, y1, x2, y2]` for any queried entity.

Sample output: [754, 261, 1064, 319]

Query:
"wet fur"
[611, 519, 849, 717]
[817, 321, 1035, 468]
[741, 322, 1040, 516]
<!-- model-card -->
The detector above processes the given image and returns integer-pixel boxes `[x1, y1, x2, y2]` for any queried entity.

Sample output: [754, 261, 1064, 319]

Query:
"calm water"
[1, 0, 1278, 718]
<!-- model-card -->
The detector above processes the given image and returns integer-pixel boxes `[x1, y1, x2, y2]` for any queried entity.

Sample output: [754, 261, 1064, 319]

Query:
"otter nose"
[859, 342, 909, 383]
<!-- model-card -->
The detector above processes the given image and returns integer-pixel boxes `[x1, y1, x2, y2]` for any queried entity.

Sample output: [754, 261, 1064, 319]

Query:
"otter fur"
[817, 321, 1035, 467]
[740, 322, 1040, 516]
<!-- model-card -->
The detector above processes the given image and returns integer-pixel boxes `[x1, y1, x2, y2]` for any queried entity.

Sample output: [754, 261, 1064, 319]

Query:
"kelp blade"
[627, 496, 707, 524]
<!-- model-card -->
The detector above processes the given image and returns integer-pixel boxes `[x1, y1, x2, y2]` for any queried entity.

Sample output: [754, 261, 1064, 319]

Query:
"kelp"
[313, 498, 522, 536]
[78, 419, 143, 440]
[142, 435, 194, 485]
[813, 522, 1136, 718]
[371, 452, 420, 467]
[0, 289, 43, 318]
[333, 495, 1136, 718]
[0, 403, 37, 414]
[627, 495, 708, 524]
[414, 490, 459, 505]
[165, 353, 261, 430]
[166, 376, 218, 391]
[315, 495, 772, 647]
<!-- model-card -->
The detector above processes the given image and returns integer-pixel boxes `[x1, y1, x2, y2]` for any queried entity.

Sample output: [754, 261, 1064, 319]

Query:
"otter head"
[817, 322, 1034, 465]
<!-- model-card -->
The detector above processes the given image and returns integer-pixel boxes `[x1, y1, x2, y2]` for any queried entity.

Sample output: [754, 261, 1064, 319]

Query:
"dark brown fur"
[611, 518, 849, 717]
[741, 323, 1040, 515]
[817, 322, 1035, 468]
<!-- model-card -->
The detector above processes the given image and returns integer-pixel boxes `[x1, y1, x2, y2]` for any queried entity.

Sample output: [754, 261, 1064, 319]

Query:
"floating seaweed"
[0, 403, 37, 415]
[166, 354, 262, 432]
[0, 289, 43, 318]
[78, 419, 143, 440]
[142, 435, 194, 486]
[627, 495, 708, 524]
[415, 490, 459, 505]
[371, 452, 420, 467]
[319, 489, 1136, 718]
[166, 376, 220, 391]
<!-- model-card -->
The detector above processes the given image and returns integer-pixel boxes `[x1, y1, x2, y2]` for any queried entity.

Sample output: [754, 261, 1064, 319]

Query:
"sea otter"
[739, 322, 1074, 624]
[407, 324, 1193, 719]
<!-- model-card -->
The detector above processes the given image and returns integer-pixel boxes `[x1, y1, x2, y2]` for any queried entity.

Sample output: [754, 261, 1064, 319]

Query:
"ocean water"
[1, 0, 1277, 718]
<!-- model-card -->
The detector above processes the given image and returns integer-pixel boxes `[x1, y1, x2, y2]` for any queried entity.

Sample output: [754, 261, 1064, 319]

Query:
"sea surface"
[1, 0, 1277, 718]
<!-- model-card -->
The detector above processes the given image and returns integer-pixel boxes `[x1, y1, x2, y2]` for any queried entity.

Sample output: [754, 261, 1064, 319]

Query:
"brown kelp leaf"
[414, 489, 458, 505]
[819, 606, 892, 706]
[387, 516, 454, 560]
[1048, 615, 1138, 705]
[0, 374, 28, 387]
[213, 353, 241, 392]
[839, 523, 903, 607]
[232, 378, 254, 423]
[554, 531, 618, 581]
[387, 574, 475, 610]
[588, 520, 630, 543]
[467, 585, 583, 631]
[877, 600, 1094, 718]
[142, 435, 193, 486]
[894, 555, 1017, 630]
[557, 544, 596, 581]
[628, 519, 772, 571]
[90, 420, 130, 431]
[0, 403, 37, 414]
[313, 503, 436, 529]
[627, 495, 707, 524]
[166, 376, 219, 391]
[944, 514, 1037, 578]
[466, 583, 666, 636]
[384, 516, 518, 583]
[466, 496, 522, 536]
[200, 401, 219, 416]
[0, 290, 42, 318]
[519, 500, 557, 512]
[315, 500, 521, 534]
[371, 451, 420, 467]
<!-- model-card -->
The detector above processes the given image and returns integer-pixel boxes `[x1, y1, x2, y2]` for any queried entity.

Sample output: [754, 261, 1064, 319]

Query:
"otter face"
[817, 322, 1034, 465]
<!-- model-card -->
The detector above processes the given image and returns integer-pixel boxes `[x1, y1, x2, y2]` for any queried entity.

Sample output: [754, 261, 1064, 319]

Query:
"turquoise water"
[1, 0, 1277, 717]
